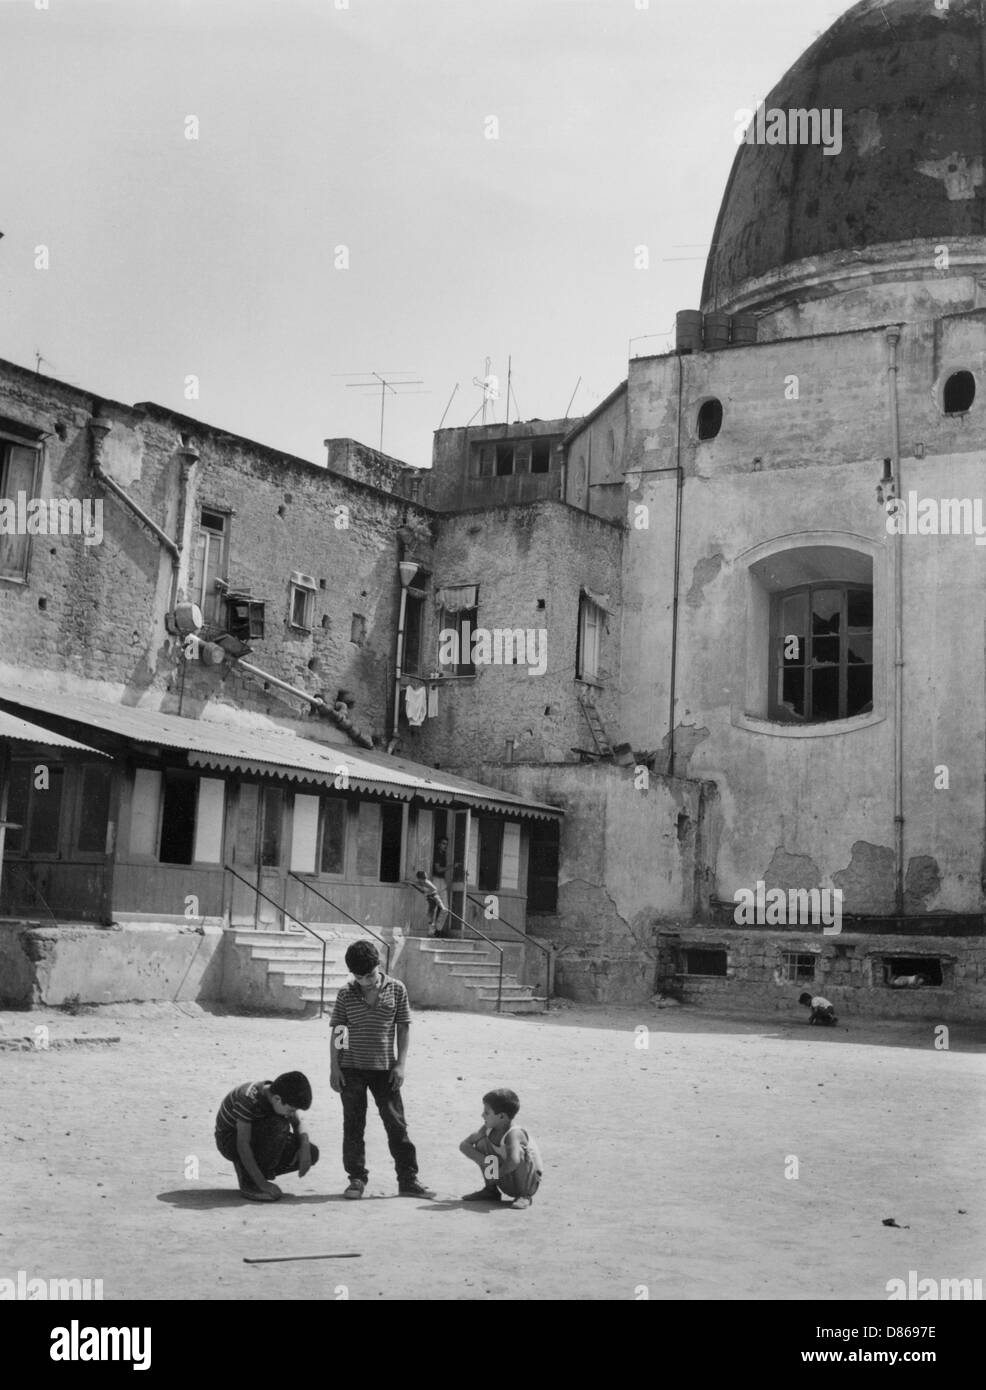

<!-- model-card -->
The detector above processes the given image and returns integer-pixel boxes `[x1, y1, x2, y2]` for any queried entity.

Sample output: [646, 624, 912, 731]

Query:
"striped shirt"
[330, 974, 410, 1070]
[215, 1081, 274, 1143]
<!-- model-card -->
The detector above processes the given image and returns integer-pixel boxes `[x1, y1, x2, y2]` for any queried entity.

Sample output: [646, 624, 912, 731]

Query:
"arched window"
[771, 583, 873, 722]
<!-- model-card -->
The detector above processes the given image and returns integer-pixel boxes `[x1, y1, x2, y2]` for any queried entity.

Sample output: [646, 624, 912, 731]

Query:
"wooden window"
[0, 441, 42, 582]
[577, 595, 603, 682]
[771, 584, 873, 723]
[191, 510, 229, 624]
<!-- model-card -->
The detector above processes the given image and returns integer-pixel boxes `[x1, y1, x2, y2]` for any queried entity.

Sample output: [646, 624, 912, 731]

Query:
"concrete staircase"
[227, 929, 545, 1016]
[228, 927, 352, 1014]
[412, 938, 545, 1014]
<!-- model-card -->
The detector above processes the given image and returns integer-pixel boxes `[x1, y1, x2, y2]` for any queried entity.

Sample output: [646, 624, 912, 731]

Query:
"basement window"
[682, 947, 727, 977]
[882, 956, 943, 988]
[782, 951, 817, 983]
[697, 399, 723, 441]
[943, 371, 975, 415]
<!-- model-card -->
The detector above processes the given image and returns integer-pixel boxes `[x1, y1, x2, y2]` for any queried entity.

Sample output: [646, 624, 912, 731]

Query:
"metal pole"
[460, 808, 471, 944]
[0, 740, 9, 909]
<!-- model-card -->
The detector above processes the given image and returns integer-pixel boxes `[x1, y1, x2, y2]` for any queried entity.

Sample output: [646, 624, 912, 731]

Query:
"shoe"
[398, 1178, 435, 1198]
[462, 1186, 502, 1202]
[240, 1187, 278, 1203]
[511, 1197, 532, 1209]
[344, 1178, 366, 1199]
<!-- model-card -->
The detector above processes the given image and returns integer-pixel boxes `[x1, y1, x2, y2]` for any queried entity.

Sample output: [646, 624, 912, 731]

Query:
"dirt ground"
[1, 1001, 983, 1302]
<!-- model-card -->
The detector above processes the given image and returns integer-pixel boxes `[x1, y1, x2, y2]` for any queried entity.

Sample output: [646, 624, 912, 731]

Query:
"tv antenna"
[335, 370, 428, 454]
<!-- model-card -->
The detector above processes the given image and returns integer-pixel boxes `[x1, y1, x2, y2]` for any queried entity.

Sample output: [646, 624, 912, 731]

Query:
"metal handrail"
[287, 872, 392, 975]
[439, 901, 504, 1014]
[465, 891, 553, 1011]
[224, 864, 328, 1018]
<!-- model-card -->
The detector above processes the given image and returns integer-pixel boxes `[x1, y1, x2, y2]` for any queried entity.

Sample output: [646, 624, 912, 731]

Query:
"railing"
[465, 891, 554, 1011]
[439, 901, 505, 1013]
[224, 865, 328, 1018]
[287, 872, 392, 976]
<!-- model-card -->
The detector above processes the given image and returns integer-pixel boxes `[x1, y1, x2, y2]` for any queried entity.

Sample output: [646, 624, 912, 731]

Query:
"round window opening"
[697, 398, 723, 440]
[943, 370, 975, 415]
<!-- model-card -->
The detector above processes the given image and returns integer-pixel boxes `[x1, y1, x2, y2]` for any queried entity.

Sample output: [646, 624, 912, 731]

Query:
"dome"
[702, 0, 986, 313]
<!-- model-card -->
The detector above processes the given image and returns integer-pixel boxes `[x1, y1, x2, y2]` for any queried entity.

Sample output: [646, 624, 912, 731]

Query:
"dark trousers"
[216, 1118, 320, 1184]
[340, 1068, 417, 1183]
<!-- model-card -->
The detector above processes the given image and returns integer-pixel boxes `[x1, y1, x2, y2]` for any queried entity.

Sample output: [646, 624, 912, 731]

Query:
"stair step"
[277, 972, 349, 988]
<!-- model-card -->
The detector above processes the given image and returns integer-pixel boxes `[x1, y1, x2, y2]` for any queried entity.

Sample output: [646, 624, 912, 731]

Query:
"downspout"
[667, 354, 685, 777]
[886, 326, 904, 915]
[390, 584, 410, 754]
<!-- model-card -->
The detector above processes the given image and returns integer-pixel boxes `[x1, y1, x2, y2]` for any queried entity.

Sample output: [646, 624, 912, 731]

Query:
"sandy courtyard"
[1, 1001, 983, 1302]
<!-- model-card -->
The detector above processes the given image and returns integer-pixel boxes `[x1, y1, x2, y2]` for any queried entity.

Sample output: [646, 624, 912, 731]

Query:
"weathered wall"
[472, 761, 707, 1003]
[0, 359, 436, 745]
[664, 926, 986, 1022]
[620, 312, 986, 915]
[564, 385, 628, 521]
[4, 921, 225, 1006]
[404, 501, 624, 767]
[423, 418, 570, 512]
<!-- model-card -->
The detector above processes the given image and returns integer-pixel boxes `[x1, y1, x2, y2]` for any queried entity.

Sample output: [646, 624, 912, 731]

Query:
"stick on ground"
[244, 1253, 362, 1264]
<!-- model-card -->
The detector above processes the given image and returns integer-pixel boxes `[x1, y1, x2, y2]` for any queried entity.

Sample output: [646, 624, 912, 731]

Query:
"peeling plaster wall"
[475, 761, 707, 1003]
[0, 359, 434, 742]
[406, 502, 623, 767]
[620, 313, 986, 917]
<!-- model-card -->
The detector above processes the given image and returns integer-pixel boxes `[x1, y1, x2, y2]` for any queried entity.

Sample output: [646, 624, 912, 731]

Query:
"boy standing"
[799, 991, 838, 1025]
[459, 1088, 543, 1209]
[329, 940, 434, 1200]
[214, 1071, 318, 1202]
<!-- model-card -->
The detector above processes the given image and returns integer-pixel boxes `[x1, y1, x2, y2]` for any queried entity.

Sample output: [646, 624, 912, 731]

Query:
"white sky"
[1, 0, 849, 469]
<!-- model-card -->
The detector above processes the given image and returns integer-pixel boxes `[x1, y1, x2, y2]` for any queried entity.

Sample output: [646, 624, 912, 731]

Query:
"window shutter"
[130, 769, 162, 857]
[501, 823, 520, 890]
[290, 794, 320, 874]
[193, 778, 226, 864]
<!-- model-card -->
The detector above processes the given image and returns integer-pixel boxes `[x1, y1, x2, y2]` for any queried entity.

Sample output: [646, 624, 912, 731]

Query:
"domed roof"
[702, 0, 986, 311]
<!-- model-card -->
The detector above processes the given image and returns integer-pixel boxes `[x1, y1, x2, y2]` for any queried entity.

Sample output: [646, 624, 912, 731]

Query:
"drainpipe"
[886, 326, 904, 915]
[667, 354, 685, 777]
[389, 560, 419, 752]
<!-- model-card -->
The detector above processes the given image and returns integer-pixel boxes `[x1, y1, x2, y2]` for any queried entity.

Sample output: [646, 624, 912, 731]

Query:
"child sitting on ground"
[406, 870, 448, 936]
[215, 1071, 318, 1202]
[799, 991, 838, 1026]
[459, 1088, 543, 1209]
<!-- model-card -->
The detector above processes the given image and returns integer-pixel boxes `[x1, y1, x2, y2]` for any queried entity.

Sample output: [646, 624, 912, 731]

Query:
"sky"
[1, 0, 851, 469]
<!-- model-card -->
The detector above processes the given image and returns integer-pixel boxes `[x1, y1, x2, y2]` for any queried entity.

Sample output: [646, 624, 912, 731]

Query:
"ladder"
[578, 691, 612, 756]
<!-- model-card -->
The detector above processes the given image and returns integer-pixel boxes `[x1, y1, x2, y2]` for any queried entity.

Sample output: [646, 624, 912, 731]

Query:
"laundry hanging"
[405, 683, 427, 726]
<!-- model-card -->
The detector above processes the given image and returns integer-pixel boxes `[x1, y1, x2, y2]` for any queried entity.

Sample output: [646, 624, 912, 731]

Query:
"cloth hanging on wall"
[427, 683, 439, 718]
[405, 683, 427, 726]
[434, 584, 478, 613]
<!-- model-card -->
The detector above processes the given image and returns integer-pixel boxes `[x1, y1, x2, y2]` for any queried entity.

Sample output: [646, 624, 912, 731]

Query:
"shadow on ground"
[157, 1189, 337, 1209]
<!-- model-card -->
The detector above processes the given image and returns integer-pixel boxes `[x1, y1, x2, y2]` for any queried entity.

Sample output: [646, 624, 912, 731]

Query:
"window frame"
[317, 795, 348, 877]
[440, 604, 478, 677]
[289, 573, 317, 632]
[0, 434, 43, 584]
[576, 594, 604, 684]
[769, 581, 873, 724]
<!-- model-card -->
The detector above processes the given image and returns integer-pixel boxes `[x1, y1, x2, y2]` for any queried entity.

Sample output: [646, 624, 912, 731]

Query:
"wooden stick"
[244, 1254, 361, 1264]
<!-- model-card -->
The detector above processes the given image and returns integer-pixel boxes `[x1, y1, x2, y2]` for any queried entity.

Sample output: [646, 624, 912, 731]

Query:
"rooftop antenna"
[471, 357, 498, 426]
[437, 383, 459, 430]
[564, 376, 582, 418]
[334, 370, 427, 454]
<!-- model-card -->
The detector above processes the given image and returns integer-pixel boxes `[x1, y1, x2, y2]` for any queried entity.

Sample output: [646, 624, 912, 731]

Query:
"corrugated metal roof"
[0, 686, 561, 820]
[0, 709, 110, 756]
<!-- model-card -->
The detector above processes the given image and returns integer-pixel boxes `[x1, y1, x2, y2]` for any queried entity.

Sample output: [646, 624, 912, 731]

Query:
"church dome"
[702, 0, 986, 313]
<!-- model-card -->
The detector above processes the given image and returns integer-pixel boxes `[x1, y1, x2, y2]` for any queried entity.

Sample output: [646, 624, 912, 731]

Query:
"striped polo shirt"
[330, 974, 410, 1070]
[215, 1081, 274, 1143]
